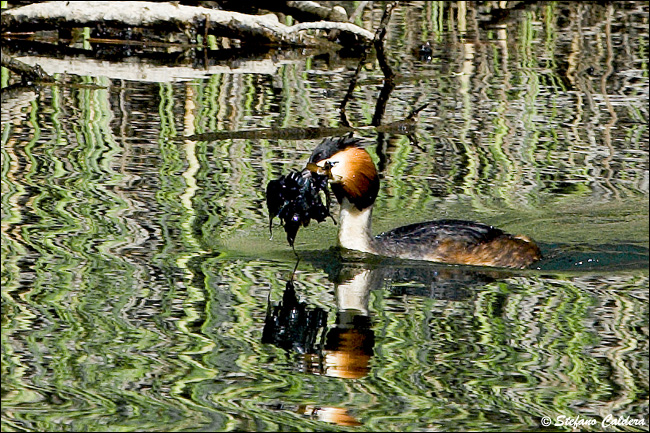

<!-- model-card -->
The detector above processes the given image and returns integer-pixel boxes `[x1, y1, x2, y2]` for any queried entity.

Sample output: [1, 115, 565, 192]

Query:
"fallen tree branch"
[1, 1, 374, 47]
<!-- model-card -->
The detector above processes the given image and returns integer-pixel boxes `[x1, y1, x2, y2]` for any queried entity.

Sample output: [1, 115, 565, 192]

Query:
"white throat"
[337, 198, 373, 253]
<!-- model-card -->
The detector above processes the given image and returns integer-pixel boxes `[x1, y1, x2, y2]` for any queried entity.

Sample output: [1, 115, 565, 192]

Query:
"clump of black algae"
[266, 168, 333, 248]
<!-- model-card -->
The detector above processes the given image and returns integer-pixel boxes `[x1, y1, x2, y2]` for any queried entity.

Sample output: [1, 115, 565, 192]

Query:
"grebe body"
[307, 136, 541, 269]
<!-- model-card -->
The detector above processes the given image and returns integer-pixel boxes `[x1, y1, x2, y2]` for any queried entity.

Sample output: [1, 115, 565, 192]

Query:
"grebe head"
[306, 136, 379, 211]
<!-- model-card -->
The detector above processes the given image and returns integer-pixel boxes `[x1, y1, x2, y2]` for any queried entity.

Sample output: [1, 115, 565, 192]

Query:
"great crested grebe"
[306, 135, 542, 269]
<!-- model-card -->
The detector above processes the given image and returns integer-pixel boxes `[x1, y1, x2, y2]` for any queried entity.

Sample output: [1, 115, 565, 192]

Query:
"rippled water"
[2, 2, 648, 431]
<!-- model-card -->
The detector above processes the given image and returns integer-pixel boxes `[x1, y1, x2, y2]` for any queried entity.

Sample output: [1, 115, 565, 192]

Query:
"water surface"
[2, 2, 648, 431]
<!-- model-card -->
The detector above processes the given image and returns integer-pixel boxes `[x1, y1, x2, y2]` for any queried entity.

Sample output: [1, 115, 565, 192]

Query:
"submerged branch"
[188, 126, 355, 142]
[186, 118, 418, 142]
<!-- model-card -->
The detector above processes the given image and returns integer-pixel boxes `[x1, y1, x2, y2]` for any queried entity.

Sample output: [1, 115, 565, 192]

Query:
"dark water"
[2, 2, 648, 431]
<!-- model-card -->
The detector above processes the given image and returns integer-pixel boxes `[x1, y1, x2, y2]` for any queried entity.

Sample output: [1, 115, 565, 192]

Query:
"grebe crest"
[307, 136, 541, 269]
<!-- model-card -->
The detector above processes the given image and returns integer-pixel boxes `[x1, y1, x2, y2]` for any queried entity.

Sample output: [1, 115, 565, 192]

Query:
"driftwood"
[1, 1, 374, 47]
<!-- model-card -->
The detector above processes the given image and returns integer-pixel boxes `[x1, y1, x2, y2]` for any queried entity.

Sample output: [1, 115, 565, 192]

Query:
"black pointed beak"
[306, 162, 329, 177]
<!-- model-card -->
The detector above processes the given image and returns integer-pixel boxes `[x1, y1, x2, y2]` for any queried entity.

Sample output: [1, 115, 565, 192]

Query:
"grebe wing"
[374, 219, 505, 245]
[373, 219, 541, 268]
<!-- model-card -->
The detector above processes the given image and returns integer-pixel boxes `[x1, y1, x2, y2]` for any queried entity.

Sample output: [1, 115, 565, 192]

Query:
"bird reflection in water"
[262, 251, 512, 426]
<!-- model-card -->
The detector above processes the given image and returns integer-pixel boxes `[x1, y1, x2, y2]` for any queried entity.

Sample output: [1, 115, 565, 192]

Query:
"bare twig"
[339, 1, 398, 126]
[338, 54, 367, 127]
[284, 1, 348, 22]
[407, 103, 429, 120]
[370, 2, 398, 126]
[349, 1, 371, 22]
[370, 79, 395, 127]
[372, 1, 398, 83]
[1, 49, 52, 83]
